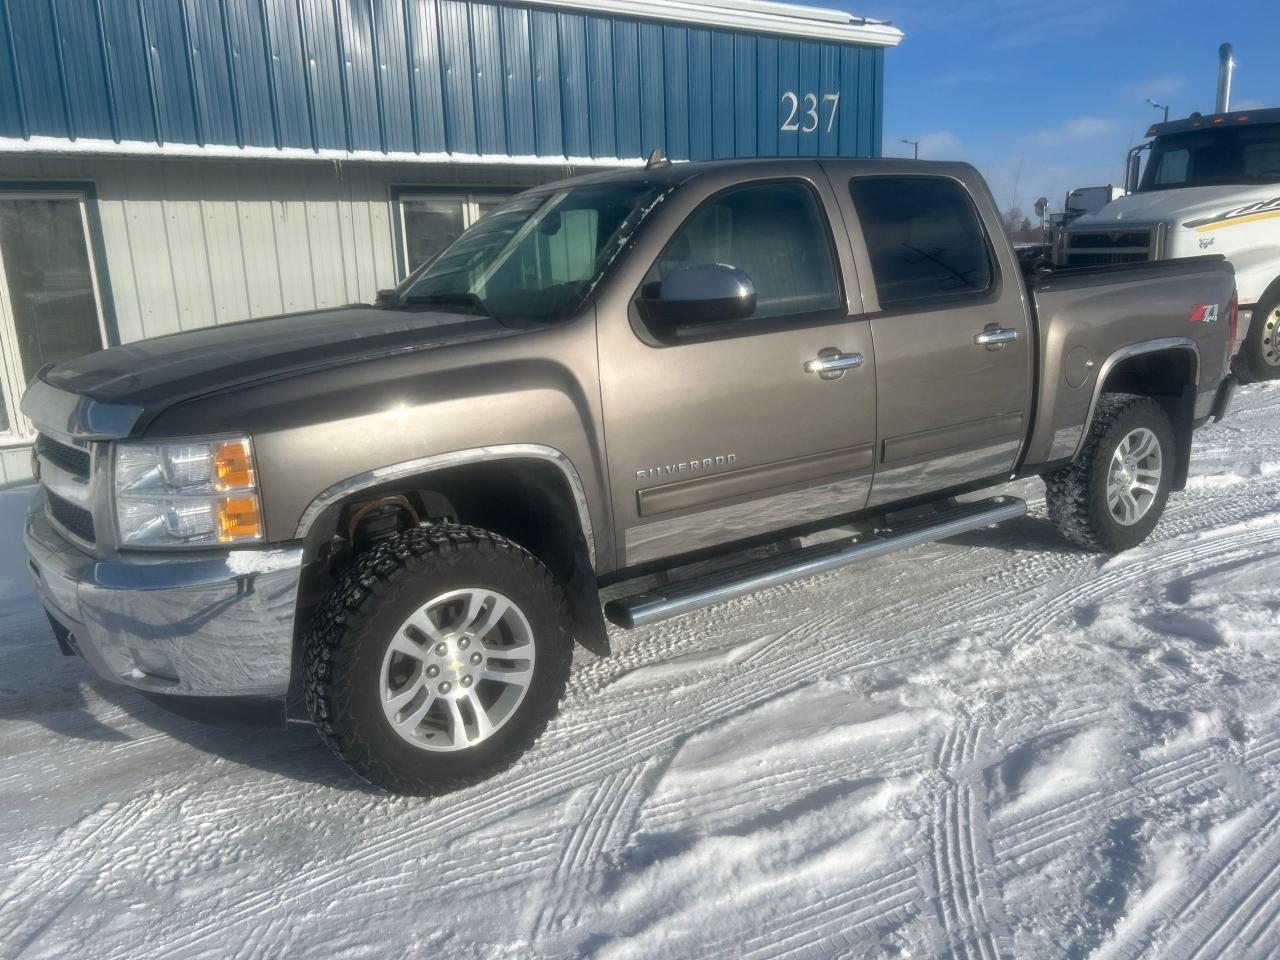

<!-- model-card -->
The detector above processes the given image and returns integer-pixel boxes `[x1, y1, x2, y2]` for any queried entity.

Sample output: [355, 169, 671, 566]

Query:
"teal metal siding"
[0, 0, 886, 160]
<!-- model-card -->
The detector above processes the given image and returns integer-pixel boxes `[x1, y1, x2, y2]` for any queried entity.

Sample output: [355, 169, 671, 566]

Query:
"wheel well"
[296, 458, 608, 659]
[1099, 348, 1196, 490]
[1248, 275, 1280, 315]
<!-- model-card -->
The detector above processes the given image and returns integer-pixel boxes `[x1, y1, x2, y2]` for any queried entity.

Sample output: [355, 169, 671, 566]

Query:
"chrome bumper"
[24, 491, 302, 696]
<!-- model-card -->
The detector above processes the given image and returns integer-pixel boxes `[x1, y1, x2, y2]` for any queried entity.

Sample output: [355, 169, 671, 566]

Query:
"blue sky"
[802, 0, 1279, 217]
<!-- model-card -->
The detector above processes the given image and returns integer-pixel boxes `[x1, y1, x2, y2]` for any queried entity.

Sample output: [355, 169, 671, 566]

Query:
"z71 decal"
[1188, 303, 1220, 323]
[1185, 196, 1280, 232]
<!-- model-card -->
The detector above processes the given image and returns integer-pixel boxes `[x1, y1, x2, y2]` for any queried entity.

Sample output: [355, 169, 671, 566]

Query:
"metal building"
[0, 0, 901, 480]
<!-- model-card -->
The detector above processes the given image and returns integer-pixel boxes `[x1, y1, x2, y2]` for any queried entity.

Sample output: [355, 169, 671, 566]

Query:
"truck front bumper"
[24, 492, 302, 697]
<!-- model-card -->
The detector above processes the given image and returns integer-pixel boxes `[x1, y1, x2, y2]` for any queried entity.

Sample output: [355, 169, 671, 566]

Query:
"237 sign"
[780, 91, 840, 134]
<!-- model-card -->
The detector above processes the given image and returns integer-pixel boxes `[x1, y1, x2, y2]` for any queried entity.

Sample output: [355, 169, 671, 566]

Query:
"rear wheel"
[1044, 393, 1174, 553]
[304, 524, 572, 795]
[1237, 292, 1280, 383]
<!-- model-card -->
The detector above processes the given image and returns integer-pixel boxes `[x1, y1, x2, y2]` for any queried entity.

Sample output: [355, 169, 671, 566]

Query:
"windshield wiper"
[403, 291, 492, 316]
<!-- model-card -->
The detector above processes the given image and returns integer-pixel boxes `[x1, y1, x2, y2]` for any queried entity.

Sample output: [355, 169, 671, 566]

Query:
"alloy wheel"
[379, 588, 536, 752]
[1105, 427, 1162, 527]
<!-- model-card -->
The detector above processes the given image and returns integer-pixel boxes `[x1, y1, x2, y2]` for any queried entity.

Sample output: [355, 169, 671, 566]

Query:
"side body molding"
[1072, 336, 1200, 462]
[293, 443, 598, 567]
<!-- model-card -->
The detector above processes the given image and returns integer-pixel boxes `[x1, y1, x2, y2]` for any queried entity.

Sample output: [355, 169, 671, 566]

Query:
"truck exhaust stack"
[1215, 42, 1235, 114]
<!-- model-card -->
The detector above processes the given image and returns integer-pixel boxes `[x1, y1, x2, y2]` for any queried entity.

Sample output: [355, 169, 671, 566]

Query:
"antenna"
[645, 147, 670, 170]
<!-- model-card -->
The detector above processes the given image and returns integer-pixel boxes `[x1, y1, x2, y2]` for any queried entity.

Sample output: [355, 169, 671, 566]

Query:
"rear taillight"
[1227, 290, 1239, 363]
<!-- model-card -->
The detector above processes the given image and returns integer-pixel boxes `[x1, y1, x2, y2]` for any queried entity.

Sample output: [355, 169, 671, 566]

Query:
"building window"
[0, 192, 109, 441]
[394, 191, 511, 278]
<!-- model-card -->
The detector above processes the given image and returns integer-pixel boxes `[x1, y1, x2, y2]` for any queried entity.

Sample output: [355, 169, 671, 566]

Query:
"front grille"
[46, 490, 96, 543]
[1068, 230, 1153, 249]
[36, 434, 91, 479]
[1062, 251, 1151, 267]
[1061, 225, 1160, 268]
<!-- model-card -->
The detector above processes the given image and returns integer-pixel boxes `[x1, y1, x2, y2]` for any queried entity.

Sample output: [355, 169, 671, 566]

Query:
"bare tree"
[999, 205, 1026, 234]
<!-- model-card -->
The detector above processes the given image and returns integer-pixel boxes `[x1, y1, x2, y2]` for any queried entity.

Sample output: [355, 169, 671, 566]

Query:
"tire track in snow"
[1092, 808, 1280, 960]
[1243, 729, 1280, 772]
[737, 864, 923, 960]
[586, 549, 1034, 717]
[991, 739, 1228, 881]
[927, 717, 1011, 960]
[993, 788, 1111, 872]
[0, 790, 184, 957]
[638, 742, 931, 839]
[534, 763, 645, 940]
[1002, 514, 1280, 652]
[1165, 807, 1280, 960]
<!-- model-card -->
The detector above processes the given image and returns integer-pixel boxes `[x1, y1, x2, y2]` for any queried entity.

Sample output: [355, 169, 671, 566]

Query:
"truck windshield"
[1139, 123, 1280, 191]
[393, 183, 663, 321]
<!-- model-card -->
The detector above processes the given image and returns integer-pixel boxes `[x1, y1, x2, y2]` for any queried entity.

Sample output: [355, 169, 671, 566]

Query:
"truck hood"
[1071, 183, 1280, 229]
[41, 305, 516, 410]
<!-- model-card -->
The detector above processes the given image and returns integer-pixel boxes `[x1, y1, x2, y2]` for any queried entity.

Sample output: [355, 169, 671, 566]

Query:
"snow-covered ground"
[3, 383, 1280, 960]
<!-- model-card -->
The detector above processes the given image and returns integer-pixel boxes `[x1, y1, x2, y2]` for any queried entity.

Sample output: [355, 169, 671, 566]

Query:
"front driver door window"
[640, 180, 843, 337]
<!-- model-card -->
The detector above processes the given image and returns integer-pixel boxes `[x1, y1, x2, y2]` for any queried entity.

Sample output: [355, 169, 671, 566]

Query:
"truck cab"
[1057, 107, 1280, 381]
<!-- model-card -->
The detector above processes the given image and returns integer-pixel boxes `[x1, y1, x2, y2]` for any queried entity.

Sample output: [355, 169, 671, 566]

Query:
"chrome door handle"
[974, 328, 1019, 346]
[804, 352, 864, 374]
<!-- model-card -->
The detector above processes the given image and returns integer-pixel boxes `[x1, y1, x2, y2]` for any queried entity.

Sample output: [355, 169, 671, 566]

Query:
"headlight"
[114, 435, 264, 548]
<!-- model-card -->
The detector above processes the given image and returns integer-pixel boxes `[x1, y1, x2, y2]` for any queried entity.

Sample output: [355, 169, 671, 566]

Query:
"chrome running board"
[605, 496, 1026, 629]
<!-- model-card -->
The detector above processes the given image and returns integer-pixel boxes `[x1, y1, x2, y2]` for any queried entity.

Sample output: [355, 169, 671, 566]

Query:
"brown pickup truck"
[22, 158, 1237, 793]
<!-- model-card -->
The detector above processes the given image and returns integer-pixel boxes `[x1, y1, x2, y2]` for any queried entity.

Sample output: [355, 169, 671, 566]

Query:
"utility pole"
[899, 138, 920, 159]
[1146, 98, 1169, 123]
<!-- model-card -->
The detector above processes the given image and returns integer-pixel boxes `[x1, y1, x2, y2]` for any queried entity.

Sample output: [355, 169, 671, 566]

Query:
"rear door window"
[849, 177, 994, 308]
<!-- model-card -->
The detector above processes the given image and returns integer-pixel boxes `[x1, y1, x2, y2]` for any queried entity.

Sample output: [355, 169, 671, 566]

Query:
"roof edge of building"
[0, 136, 655, 168]
[518, 0, 904, 46]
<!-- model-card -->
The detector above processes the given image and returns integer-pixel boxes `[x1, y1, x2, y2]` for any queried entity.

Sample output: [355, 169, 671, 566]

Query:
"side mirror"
[637, 263, 757, 330]
[1125, 148, 1144, 194]
[375, 288, 398, 306]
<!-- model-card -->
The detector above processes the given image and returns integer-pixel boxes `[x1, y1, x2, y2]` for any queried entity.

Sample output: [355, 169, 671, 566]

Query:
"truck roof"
[1147, 106, 1280, 138]
[531, 156, 982, 194]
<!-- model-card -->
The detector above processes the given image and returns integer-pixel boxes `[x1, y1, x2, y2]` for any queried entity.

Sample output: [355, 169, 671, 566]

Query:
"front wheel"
[1044, 393, 1175, 553]
[1236, 293, 1280, 383]
[304, 524, 572, 795]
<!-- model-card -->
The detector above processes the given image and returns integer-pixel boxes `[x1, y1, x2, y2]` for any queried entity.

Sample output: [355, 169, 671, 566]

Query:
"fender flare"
[1071, 337, 1200, 463]
[293, 443, 598, 568]
[1074, 337, 1200, 491]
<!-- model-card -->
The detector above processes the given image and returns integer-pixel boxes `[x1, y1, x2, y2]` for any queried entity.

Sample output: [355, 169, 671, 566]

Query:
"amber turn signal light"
[213, 439, 255, 491]
[216, 496, 263, 542]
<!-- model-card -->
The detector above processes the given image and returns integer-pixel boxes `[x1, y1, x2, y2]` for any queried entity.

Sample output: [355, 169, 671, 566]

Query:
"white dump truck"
[1057, 47, 1280, 382]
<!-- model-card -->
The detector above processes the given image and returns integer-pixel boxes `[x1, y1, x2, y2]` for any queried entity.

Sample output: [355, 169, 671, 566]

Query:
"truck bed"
[1020, 255, 1236, 472]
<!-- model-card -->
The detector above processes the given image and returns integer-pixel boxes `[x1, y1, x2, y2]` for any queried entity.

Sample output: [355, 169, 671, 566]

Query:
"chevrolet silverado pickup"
[22, 158, 1238, 794]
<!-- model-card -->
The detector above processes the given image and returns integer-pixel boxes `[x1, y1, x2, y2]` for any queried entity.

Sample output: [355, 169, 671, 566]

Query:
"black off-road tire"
[304, 524, 572, 795]
[1236, 291, 1280, 384]
[1044, 393, 1175, 554]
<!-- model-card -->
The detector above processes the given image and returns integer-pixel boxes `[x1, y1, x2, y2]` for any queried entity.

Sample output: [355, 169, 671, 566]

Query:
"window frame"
[0, 184, 115, 445]
[846, 173, 1002, 316]
[629, 176, 850, 347]
[390, 186, 521, 281]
